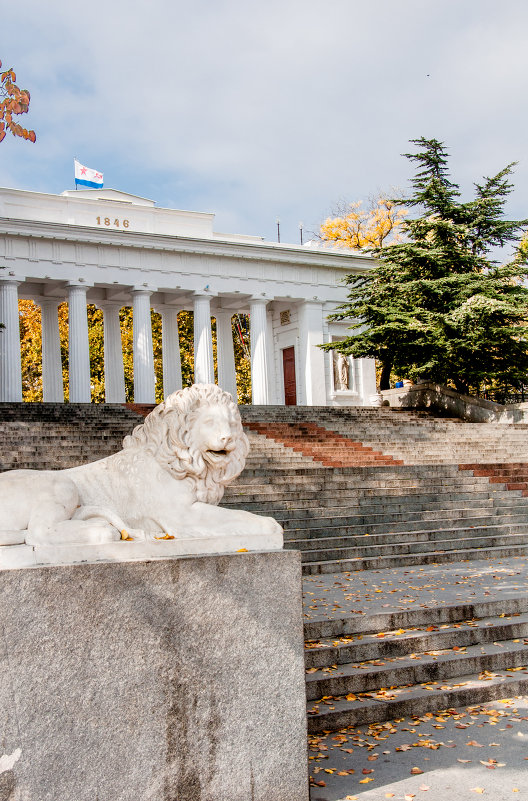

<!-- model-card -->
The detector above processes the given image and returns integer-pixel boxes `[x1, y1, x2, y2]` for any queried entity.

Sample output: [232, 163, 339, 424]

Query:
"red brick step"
[245, 421, 403, 468]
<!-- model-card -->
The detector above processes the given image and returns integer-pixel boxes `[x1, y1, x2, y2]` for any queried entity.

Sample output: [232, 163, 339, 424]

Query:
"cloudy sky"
[2, 0, 528, 244]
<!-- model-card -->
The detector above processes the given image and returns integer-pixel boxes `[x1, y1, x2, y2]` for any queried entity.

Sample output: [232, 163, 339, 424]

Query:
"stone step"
[305, 638, 528, 700]
[306, 667, 528, 733]
[228, 472, 496, 489]
[285, 513, 528, 540]
[272, 496, 528, 521]
[280, 506, 528, 532]
[295, 531, 528, 563]
[305, 611, 528, 669]
[303, 581, 528, 732]
[301, 543, 528, 574]
[221, 487, 522, 511]
[287, 524, 528, 551]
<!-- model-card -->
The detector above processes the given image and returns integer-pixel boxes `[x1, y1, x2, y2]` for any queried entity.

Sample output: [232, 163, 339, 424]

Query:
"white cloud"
[2, 0, 528, 241]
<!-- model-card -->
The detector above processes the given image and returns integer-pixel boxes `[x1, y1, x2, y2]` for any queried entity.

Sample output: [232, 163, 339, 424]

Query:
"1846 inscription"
[96, 217, 130, 228]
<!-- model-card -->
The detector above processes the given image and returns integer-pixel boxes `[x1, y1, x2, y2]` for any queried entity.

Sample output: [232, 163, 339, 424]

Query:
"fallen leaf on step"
[411, 767, 424, 775]
[419, 786, 430, 792]
[457, 759, 472, 763]
[470, 789, 485, 794]
[359, 777, 374, 783]
[467, 740, 483, 747]
[362, 768, 374, 774]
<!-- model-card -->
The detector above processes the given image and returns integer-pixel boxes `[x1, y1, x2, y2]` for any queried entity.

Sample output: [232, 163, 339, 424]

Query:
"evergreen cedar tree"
[322, 138, 528, 395]
[0, 60, 36, 143]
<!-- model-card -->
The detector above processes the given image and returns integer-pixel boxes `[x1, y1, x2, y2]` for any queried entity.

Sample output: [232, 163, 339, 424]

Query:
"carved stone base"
[0, 551, 309, 801]
[0, 530, 284, 570]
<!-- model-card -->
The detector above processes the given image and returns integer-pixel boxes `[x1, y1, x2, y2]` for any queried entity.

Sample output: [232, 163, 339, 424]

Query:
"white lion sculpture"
[0, 384, 283, 549]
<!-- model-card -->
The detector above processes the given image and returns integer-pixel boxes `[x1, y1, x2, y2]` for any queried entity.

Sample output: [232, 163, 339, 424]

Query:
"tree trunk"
[379, 360, 392, 391]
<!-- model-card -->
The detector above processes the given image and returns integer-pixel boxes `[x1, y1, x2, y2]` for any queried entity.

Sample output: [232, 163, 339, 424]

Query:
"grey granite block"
[0, 551, 308, 801]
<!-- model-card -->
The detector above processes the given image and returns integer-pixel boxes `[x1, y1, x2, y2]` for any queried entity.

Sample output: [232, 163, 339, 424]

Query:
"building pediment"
[61, 188, 155, 206]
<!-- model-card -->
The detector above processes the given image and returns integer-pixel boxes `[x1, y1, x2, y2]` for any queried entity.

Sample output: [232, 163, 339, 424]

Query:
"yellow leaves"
[154, 533, 175, 540]
[120, 530, 133, 541]
[359, 777, 374, 783]
[470, 789, 485, 794]
[236, 547, 249, 552]
[320, 195, 407, 250]
[411, 766, 424, 774]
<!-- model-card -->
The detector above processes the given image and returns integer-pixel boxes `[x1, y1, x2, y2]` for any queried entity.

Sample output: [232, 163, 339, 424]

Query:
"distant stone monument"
[0, 384, 283, 568]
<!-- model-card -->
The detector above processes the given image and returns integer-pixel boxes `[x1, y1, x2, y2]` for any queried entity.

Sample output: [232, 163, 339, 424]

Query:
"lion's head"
[122, 384, 249, 504]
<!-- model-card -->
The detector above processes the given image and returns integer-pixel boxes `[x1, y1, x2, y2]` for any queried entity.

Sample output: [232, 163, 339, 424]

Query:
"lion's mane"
[121, 384, 249, 504]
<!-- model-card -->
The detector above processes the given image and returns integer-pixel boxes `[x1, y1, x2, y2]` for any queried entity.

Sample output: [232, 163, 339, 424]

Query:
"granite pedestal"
[0, 551, 308, 801]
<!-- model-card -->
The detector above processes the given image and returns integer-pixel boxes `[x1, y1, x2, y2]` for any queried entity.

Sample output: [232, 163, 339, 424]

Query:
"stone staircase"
[303, 564, 528, 733]
[2, 401, 528, 731]
[245, 420, 403, 467]
[0, 403, 144, 471]
[232, 406, 528, 732]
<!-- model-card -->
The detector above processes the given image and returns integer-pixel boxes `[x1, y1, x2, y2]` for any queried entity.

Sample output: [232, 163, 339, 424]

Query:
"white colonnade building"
[0, 187, 377, 406]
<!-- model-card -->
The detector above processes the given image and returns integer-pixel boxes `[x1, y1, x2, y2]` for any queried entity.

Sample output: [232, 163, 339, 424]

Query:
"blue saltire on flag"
[74, 159, 103, 189]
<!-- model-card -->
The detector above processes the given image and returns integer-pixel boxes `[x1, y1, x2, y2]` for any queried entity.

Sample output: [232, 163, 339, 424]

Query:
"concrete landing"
[309, 696, 528, 801]
[303, 555, 528, 630]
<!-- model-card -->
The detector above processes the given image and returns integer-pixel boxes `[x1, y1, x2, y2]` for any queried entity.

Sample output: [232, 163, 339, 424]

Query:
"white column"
[266, 309, 277, 403]
[100, 302, 126, 404]
[132, 287, 156, 403]
[67, 281, 91, 403]
[0, 276, 22, 402]
[160, 308, 182, 397]
[360, 357, 377, 404]
[216, 310, 237, 400]
[249, 296, 271, 405]
[40, 299, 63, 403]
[193, 292, 215, 385]
[298, 300, 327, 406]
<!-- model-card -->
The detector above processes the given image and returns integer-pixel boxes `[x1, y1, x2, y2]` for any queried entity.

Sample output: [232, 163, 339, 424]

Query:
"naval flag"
[74, 159, 104, 189]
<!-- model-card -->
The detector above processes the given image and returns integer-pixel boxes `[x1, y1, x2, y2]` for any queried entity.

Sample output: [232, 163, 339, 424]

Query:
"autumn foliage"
[18, 302, 252, 404]
[0, 59, 36, 144]
[320, 196, 407, 250]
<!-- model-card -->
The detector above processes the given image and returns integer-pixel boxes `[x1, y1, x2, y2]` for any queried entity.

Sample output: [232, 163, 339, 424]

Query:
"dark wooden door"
[282, 347, 297, 405]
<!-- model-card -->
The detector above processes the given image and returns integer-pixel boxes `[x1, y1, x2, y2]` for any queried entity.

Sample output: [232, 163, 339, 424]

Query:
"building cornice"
[0, 217, 373, 272]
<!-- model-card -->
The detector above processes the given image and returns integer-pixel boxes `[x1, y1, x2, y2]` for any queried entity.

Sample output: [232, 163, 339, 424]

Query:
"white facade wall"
[0, 186, 378, 406]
